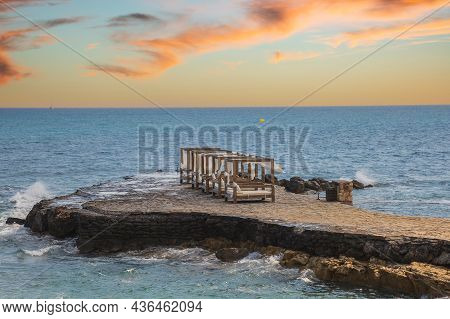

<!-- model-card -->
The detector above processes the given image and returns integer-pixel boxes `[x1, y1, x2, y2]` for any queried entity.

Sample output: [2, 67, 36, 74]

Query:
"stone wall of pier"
[76, 207, 450, 267]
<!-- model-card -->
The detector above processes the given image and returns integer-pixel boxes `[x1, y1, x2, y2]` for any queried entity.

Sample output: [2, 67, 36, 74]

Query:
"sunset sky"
[0, 0, 449, 107]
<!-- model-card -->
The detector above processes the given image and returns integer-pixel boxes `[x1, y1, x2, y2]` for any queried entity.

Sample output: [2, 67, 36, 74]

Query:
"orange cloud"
[94, 0, 446, 78]
[270, 50, 320, 63]
[86, 64, 149, 77]
[0, 0, 66, 12]
[0, 15, 84, 85]
[0, 52, 22, 83]
[329, 17, 450, 47]
[86, 42, 99, 50]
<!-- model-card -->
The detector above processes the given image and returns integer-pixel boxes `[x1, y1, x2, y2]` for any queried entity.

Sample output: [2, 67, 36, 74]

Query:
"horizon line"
[1, 104, 450, 110]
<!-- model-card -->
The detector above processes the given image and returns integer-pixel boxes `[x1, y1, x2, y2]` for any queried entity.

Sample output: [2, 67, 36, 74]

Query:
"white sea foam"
[355, 169, 376, 186]
[0, 224, 21, 239]
[9, 182, 51, 218]
[298, 269, 317, 283]
[125, 268, 136, 273]
[20, 245, 59, 257]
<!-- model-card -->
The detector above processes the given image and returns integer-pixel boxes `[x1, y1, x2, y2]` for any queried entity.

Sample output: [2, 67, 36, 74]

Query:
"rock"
[24, 199, 79, 238]
[280, 250, 310, 268]
[264, 174, 278, 184]
[47, 207, 79, 238]
[311, 177, 327, 184]
[215, 248, 249, 262]
[201, 237, 232, 251]
[352, 180, 365, 189]
[25, 199, 52, 233]
[304, 180, 321, 191]
[289, 176, 303, 183]
[260, 245, 284, 256]
[432, 252, 450, 267]
[6, 217, 26, 225]
[365, 184, 374, 188]
[286, 180, 305, 194]
[307, 256, 450, 298]
[278, 179, 289, 187]
[320, 181, 332, 191]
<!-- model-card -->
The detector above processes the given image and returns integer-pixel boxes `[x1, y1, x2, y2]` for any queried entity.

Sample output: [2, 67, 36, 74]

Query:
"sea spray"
[9, 181, 51, 218]
[355, 169, 376, 186]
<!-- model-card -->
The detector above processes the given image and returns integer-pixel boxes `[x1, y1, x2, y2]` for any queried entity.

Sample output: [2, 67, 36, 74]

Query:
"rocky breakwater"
[18, 175, 450, 297]
[280, 250, 450, 298]
[278, 176, 372, 194]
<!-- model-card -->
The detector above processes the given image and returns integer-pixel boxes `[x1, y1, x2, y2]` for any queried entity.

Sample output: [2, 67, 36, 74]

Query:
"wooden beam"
[271, 159, 275, 184]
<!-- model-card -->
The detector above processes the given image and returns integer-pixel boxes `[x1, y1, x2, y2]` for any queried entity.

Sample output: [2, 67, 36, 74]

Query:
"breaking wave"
[20, 245, 60, 257]
[355, 170, 376, 186]
[9, 182, 51, 218]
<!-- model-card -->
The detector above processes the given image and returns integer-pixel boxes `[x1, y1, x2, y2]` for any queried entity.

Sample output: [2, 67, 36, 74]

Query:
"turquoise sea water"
[0, 106, 449, 298]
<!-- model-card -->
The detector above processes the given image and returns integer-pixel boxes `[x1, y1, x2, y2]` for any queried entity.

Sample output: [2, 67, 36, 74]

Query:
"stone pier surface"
[24, 175, 450, 297]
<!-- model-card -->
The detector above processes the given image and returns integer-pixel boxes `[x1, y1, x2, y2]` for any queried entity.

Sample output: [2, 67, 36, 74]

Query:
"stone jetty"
[20, 175, 450, 298]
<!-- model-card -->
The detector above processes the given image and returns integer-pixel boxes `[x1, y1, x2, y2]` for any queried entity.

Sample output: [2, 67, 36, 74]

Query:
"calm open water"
[0, 106, 448, 298]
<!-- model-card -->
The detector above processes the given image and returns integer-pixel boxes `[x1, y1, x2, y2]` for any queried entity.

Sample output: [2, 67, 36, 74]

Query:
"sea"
[0, 106, 449, 298]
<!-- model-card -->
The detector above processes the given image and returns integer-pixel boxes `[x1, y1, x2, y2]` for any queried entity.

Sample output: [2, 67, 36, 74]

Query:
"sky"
[0, 0, 449, 107]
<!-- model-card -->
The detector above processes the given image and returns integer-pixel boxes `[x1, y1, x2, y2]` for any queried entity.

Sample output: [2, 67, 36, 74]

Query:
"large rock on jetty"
[281, 176, 371, 194]
[286, 179, 305, 194]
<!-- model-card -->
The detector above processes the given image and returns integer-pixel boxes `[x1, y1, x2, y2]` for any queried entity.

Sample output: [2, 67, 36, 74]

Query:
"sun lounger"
[224, 181, 275, 203]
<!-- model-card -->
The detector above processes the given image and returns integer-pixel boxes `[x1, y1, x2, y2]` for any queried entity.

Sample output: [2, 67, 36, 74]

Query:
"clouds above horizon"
[0, 12, 84, 84]
[0, 0, 66, 12]
[106, 13, 161, 27]
[0, 0, 449, 87]
[329, 17, 450, 47]
[270, 50, 320, 64]
[88, 0, 449, 79]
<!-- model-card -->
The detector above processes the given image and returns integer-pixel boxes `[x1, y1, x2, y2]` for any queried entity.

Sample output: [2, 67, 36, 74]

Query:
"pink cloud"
[329, 17, 450, 48]
[93, 0, 446, 78]
[270, 50, 320, 63]
[86, 42, 99, 50]
[0, 13, 84, 85]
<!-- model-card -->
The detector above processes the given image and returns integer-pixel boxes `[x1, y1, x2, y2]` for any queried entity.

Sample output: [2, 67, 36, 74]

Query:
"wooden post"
[270, 159, 275, 185]
[190, 151, 194, 186]
[200, 154, 204, 185]
[191, 152, 196, 188]
[205, 154, 209, 192]
[195, 152, 200, 189]
[254, 164, 258, 181]
[247, 163, 252, 181]
[179, 148, 183, 184]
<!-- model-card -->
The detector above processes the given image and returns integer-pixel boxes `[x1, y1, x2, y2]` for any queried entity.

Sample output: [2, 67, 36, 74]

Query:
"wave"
[298, 269, 317, 283]
[19, 245, 60, 257]
[0, 224, 22, 239]
[9, 182, 51, 218]
[355, 169, 376, 186]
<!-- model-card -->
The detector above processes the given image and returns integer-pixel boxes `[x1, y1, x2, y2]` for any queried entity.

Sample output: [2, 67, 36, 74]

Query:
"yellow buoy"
[259, 118, 265, 124]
